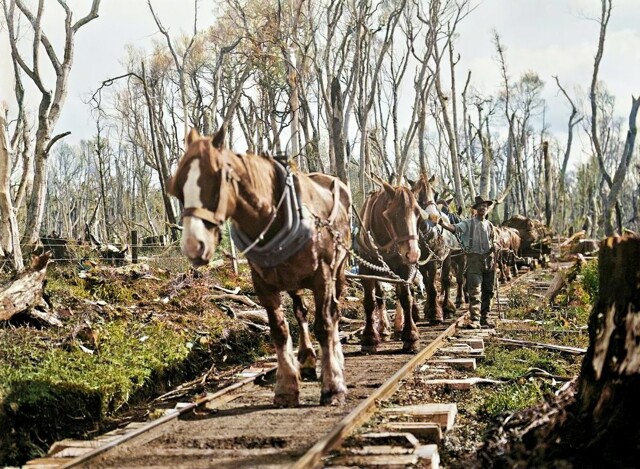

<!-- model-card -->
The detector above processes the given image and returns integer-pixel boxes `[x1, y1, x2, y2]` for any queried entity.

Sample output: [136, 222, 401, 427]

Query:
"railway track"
[26, 267, 547, 469]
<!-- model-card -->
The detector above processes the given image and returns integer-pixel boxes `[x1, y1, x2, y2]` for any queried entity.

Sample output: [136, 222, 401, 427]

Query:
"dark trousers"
[466, 253, 496, 322]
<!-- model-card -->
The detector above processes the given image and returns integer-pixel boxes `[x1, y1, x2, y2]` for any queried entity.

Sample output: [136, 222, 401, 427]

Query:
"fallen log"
[0, 253, 61, 326]
[495, 337, 586, 355]
[211, 294, 259, 308]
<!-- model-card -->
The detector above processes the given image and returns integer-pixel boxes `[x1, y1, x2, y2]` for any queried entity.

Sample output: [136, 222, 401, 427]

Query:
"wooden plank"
[329, 453, 419, 467]
[415, 444, 440, 469]
[381, 403, 457, 430]
[429, 358, 476, 371]
[385, 422, 442, 443]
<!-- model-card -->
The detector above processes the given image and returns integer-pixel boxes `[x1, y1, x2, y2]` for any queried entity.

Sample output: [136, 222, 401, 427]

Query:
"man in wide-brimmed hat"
[439, 195, 497, 329]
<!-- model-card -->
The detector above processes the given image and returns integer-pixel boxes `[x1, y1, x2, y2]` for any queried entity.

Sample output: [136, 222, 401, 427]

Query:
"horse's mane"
[234, 150, 278, 199]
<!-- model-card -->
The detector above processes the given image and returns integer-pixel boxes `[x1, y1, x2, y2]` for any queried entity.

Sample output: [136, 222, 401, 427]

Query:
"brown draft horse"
[411, 174, 466, 322]
[169, 128, 352, 407]
[355, 178, 421, 352]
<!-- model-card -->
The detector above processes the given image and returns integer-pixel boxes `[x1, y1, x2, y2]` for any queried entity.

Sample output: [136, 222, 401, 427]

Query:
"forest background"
[1, 0, 639, 272]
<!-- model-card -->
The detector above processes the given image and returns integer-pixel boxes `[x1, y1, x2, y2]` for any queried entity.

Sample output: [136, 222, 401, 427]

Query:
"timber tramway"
[26, 267, 545, 469]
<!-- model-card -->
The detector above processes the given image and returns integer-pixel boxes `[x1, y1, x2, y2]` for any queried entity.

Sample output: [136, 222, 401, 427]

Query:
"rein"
[351, 201, 417, 286]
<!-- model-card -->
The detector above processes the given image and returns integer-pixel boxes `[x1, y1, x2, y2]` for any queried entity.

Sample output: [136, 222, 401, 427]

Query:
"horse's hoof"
[273, 392, 299, 408]
[393, 331, 402, 341]
[361, 344, 378, 354]
[402, 341, 420, 353]
[427, 319, 443, 326]
[300, 367, 318, 381]
[320, 390, 347, 406]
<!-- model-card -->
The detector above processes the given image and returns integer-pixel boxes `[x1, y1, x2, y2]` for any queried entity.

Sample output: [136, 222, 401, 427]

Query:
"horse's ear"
[429, 174, 438, 186]
[186, 128, 200, 146]
[446, 197, 453, 205]
[212, 127, 225, 149]
[406, 177, 415, 187]
[377, 178, 396, 198]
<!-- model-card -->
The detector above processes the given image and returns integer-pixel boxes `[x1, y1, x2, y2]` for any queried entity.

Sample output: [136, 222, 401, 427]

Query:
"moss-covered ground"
[0, 252, 270, 466]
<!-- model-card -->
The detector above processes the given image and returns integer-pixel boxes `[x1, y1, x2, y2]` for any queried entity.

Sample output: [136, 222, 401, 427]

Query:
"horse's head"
[377, 179, 421, 265]
[410, 173, 441, 222]
[168, 127, 236, 266]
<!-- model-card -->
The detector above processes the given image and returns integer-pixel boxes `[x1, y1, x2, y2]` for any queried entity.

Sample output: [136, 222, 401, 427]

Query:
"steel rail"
[58, 364, 277, 468]
[293, 314, 466, 469]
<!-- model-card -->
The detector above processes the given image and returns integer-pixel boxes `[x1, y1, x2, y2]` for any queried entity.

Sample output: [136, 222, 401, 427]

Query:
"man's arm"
[439, 217, 456, 234]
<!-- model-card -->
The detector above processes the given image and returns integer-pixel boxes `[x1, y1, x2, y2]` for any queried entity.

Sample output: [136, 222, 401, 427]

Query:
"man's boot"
[480, 314, 495, 328]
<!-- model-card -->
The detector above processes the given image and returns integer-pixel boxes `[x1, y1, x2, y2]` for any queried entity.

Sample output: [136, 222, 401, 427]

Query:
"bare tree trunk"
[331, 77, 348, 185]
[477, 106, 492, 198]
[602, 96, 639, 235]
[590, 0, 613, 212]
[0, 105, 24, 271]
[434, 38, 464, 209]
[542, 141, 552, 226]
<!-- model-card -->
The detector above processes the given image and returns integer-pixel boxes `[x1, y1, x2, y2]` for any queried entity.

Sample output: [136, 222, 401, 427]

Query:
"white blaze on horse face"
[181, 160, 213, 262]
[406, 209, 421, 264]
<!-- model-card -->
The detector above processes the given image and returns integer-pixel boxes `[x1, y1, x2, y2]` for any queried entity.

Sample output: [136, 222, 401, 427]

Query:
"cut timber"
[382, 403, 457, 430]
[415, 444, 440, 469]
[429, 357, 477, 370]
[329, 453, 418, 467]
[423, 377, 502, 390]
[452, 338, 485, 350]
[345, 446, 413, 456]
[49, 439, 103, 455]
[24, 457, 75, 467]
[0, 253, 60, 325]
[495, 337, 586, 355]
[359, 432, 420, 448]
[385, 422, 442, 443]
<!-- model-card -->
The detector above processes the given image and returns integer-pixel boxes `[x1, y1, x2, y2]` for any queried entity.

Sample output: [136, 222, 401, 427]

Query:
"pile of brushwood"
[0, 253, 273, 466]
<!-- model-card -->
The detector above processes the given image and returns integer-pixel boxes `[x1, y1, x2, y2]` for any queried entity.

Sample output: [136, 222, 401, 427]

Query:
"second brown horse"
[355, 179, 422, 352]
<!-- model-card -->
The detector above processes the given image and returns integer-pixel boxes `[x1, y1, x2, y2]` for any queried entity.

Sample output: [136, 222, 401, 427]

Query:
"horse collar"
[230, 160, 314, 269]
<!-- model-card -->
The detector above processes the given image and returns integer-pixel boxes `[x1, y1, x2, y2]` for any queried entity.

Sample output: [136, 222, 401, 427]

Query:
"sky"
[1, 0, 639, 168]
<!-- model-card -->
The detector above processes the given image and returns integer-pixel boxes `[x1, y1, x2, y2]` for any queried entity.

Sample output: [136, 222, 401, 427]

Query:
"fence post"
[131, 230, 138, 264]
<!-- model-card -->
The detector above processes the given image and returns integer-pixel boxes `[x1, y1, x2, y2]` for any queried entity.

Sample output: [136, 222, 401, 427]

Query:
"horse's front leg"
[361, 278, 381, 353]
[260, 292, 300, 408]
[289, 291, 317, 381]
[455, 256, 467, 307]
[375, 282, 391, 341]
[398, 283, 419, 352]
[313, 266, 347, 406]
[421, 262, 443, 323]
[441, 254, 456, 316]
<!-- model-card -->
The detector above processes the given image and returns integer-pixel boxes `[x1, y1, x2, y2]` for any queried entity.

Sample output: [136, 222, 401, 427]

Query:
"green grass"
[472, 343, 581, 420]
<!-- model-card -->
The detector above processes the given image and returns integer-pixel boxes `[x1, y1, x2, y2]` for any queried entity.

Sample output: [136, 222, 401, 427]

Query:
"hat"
[472, 195, 493, 210]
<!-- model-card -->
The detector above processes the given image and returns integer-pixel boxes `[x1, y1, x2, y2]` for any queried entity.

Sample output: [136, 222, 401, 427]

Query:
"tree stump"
[572, 234, 640, 466]
[0, 253, 60, 326]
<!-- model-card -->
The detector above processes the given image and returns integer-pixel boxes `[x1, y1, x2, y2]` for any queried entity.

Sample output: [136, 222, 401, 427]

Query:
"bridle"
[367, 191, 420, 253]
[182, 159, 237, 228]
